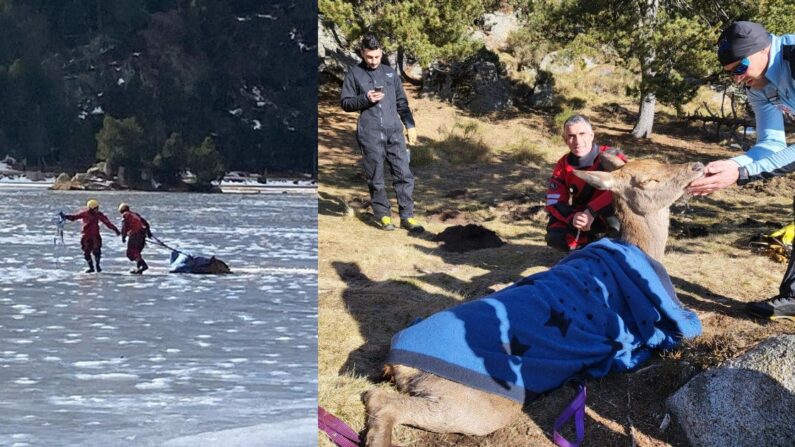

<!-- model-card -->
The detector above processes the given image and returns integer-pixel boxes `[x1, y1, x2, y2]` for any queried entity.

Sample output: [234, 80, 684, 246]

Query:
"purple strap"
[318, 406, 361, 447]
[552, 384, 587, 447]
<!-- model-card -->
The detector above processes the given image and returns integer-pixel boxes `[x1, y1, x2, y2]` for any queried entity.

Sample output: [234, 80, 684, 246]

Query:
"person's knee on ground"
[545, 229, 571, 252]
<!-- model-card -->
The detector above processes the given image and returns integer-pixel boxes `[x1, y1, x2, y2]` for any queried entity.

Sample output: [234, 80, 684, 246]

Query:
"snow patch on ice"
[76, 373, 139, 381]
[135, 378, 171, 390]
[162, 418, 316, 447]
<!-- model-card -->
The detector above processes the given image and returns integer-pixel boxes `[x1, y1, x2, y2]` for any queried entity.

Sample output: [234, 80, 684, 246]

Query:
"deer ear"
[573, 170, 616, 191]
[599, 152, 626, 171]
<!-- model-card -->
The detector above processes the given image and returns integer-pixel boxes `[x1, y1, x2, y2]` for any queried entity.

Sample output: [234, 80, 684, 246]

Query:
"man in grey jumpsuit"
[688, 21, 795, 321]
[340, 34, 423, 233]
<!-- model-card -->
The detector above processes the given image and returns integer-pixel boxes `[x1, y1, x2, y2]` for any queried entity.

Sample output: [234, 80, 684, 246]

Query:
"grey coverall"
[340, 62, 416, 220]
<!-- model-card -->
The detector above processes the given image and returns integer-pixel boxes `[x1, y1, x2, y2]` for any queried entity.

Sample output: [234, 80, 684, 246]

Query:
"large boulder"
[50, 172, 74, 190]
[71, 173, 89, 184]
[423, 48, 512, 114]
[480, 12, 520, 51]
[318, 17, 358, 83]
[667, 335, 795, 446]
[86, 161, 110, 179]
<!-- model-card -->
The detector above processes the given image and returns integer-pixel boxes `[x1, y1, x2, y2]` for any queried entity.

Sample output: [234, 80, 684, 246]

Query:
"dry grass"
[434, 120, 492, 165]
[506, 139, 547, 167]
[318, 69, 795, 446]
[408, 145, 435, 168]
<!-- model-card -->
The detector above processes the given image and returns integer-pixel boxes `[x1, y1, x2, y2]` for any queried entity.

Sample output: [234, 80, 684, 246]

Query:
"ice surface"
[0, 190, 317, 446]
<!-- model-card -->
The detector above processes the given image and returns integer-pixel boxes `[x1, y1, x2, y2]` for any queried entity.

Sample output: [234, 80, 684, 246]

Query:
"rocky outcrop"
[86, 161, 110, 180]
[667, 335, 795, 446]
[423, 48, 513, 114]
[50, 173, 75, 191]
[50, 163, 116, 191]
[480, 12, 520, 51]
[318, 17, 358, 83]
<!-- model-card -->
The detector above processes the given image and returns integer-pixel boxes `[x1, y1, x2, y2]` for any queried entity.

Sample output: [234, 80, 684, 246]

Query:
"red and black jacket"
[121, 211, 152, 238]
[64, 208, 119, 238]
[545, 144, 627, 225]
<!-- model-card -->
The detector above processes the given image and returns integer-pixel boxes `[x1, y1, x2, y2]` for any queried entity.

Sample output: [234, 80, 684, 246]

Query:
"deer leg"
[364, 384, 521, 447]
[363, 389, 397, 447]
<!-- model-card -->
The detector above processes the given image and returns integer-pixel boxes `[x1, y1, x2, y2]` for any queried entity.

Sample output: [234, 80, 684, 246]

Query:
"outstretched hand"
[686, 159, 740, 196]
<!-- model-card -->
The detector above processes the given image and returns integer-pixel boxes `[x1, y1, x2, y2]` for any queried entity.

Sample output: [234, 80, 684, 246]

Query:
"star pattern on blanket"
[544, 308, 571, 337]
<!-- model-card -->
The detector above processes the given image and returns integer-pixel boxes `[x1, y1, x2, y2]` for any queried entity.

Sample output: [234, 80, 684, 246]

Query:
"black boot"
[95, 255, 102, 273]
[137, 259, 149, 274]
[84, 256, 95, 273]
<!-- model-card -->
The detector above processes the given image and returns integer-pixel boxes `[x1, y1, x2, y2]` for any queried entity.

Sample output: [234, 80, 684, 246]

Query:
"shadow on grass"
[318, 191, 348, 217]
[333, 261, 461, 381]
[333, 235, 558, 382]
[412, 240, 560, 299]
[671, 275, 748, 318]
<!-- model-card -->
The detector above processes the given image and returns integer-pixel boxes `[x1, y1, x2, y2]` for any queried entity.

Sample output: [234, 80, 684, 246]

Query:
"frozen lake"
[0, 189, 317, 446]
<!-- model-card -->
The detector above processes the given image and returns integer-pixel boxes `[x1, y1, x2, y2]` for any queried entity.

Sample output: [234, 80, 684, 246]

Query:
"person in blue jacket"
[688, 21, 795, 321]
[340, 34, 423, 233]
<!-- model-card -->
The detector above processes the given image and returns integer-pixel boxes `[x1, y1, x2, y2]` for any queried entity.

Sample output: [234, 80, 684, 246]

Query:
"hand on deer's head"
[573, 158, 704, 215]
[685, 159, 740, 196]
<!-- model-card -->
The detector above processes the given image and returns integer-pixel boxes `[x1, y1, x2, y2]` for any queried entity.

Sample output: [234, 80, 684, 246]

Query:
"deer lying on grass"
[363, 155, 705, 447]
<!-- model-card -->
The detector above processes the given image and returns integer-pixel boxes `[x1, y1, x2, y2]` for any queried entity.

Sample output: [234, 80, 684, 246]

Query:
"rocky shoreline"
[0, 171, 316, 193]
[1, 160, 316, 193]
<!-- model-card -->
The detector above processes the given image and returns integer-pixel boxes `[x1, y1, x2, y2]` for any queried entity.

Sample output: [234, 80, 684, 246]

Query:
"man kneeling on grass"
[118, 203, 152, 274]
[545, 114, 627, 252]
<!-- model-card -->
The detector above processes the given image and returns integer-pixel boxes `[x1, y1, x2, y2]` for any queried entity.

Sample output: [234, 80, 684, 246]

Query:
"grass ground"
[318, 71, 795, 446]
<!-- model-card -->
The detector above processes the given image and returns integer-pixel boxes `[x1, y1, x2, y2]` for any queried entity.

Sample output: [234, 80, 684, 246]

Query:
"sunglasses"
[731, 57, 751, 75]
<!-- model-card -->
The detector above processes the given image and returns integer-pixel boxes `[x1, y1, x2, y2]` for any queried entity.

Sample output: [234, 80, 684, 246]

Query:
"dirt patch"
[425, 208, 471, 226]
[432, 224, 505, 252]
[748, 175, 795, 197]
[507, 204, 547, 222]
[670, 220, 711, 238]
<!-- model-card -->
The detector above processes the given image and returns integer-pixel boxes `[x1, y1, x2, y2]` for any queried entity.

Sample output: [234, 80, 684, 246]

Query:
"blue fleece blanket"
[388, 238, 701, 403]
[169, 251, 215, 273]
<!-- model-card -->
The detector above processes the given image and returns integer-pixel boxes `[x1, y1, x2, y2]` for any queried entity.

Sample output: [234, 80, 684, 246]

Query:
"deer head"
[573, 154, 704, 261]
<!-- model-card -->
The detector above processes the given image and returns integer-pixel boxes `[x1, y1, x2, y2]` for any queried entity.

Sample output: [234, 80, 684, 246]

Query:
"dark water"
[0, 189, 317, 446]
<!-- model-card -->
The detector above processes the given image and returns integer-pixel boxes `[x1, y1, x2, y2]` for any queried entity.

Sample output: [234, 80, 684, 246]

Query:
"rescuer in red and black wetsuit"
[545, 115, 628, 252]
[60, 199, 121, 273]
[118, 203, 153, 274]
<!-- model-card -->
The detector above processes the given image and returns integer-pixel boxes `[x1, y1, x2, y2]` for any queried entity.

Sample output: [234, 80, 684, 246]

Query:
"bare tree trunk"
[632, 92, 656, 138]
[631, 0, 659, 139]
